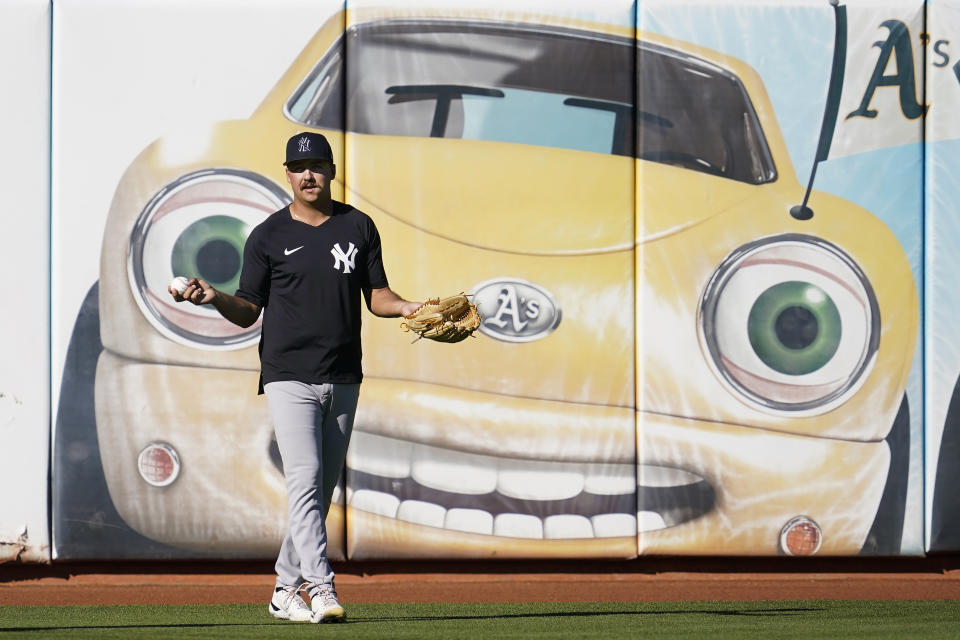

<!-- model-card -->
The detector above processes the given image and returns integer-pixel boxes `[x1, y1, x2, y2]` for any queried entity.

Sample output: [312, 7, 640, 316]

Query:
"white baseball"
[169, 276, 190, 295]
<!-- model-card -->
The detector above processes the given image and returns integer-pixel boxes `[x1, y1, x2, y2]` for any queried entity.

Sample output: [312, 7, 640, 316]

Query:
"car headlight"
[127, 168, 290, 350]
[699, 234, 880, 414]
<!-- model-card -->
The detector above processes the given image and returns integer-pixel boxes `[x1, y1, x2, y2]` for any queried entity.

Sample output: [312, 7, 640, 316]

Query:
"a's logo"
[297, 136, 311, 153]
[846, 20, 926, 121]
[284, 246, 304, 256]
[331, 242, 358, 274]
[472, 278, 561, 343]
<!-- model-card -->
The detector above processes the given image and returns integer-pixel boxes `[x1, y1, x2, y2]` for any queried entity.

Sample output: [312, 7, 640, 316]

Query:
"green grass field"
[2, 600, 959, 639]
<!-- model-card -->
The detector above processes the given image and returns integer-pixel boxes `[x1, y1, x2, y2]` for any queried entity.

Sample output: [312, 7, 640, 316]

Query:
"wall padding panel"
[0, 0, 52, 564]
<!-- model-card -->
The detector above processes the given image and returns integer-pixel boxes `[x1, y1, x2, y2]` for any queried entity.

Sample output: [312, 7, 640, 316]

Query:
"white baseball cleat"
[310, 584, 346, 623]
[268, 584, 313, 622]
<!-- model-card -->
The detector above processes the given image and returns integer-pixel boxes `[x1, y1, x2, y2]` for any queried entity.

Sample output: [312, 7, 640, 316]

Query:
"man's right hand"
[168, 277, 261, 328]
[169, 277, 216, 306]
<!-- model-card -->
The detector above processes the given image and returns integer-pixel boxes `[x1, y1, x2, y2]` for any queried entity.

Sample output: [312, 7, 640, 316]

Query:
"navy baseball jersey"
[236, 202, 389, 392]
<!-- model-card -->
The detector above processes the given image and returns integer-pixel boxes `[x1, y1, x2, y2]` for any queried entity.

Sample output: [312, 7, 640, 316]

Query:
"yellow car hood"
[638, 160, 776, 242]
[345, 133, 635, 255]
[346, 131, 777, 252]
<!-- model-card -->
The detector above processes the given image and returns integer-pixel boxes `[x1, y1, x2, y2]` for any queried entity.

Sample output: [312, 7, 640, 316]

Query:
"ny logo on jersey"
[297, 136, 311, 153]
[331, 242, 358, 274]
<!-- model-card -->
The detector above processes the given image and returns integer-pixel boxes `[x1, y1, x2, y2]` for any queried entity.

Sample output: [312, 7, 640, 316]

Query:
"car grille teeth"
[349, 469, 636, 518]
[269, 430, 716, 538]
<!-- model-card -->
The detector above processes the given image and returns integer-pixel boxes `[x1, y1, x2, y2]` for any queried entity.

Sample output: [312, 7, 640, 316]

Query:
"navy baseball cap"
[284, 132, 334, 165]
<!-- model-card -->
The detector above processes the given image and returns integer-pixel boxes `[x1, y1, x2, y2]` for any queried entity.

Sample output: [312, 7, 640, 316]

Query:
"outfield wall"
[3, 0, 960, 563]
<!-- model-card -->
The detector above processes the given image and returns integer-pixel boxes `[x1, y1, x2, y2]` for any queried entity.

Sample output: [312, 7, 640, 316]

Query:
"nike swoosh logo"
[284, 246, 304, 256]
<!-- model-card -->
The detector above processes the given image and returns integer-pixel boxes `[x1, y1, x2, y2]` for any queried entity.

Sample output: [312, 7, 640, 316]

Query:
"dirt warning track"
[3, 557, 960, 606]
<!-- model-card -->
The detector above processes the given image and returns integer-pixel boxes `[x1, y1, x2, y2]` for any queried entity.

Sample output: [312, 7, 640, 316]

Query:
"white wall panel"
[926, 0, 960, 552]
[0, 0, 51, 564]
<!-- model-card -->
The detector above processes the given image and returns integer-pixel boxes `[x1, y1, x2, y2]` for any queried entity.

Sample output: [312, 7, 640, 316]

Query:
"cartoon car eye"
[700, 234, 880, 413]
[128, 168, 290, 349]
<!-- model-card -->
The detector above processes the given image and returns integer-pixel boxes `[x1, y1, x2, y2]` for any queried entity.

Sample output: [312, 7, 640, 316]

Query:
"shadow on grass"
[0, 624, 279, 633]
[0, 607, 825, 632]
[363, 606, 824, 623]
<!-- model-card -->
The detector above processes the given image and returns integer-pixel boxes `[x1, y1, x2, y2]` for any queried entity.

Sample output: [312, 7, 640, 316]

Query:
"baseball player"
[169, 131, 421, 623]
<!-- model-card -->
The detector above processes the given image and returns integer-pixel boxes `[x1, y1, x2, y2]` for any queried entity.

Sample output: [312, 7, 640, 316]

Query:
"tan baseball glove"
[401, 294, 481, 343]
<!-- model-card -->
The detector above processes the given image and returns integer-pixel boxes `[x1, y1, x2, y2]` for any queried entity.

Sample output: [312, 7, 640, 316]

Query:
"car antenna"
[791, 0, 847, 220]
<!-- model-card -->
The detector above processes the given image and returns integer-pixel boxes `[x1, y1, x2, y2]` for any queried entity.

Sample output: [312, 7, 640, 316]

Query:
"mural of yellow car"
[77, 7, 917, 559]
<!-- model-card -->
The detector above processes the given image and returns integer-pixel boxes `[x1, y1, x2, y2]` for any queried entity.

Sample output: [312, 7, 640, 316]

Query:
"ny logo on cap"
[298, 136, 311, 153]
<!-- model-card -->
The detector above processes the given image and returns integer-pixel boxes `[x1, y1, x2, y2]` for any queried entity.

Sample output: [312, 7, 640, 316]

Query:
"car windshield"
[286, 21, 776, 184]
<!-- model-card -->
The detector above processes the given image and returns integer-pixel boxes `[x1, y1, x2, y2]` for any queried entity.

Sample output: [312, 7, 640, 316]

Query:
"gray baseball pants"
[263, 380, 360, 589]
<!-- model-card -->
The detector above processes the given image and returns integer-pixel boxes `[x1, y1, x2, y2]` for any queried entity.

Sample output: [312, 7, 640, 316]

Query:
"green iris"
[171, 216, 248, 293]
[747, 281, 841, 376]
